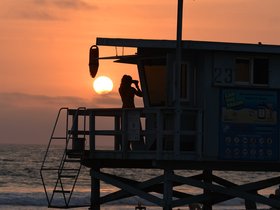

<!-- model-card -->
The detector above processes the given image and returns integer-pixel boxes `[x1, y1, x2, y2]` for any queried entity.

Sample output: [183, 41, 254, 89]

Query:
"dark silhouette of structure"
[41, 38, 280, 210]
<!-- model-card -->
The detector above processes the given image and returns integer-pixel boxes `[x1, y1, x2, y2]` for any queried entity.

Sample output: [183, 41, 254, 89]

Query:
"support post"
[90, 168, 100, 210]
[203, 170, 213, 210]
[163, 169, 173, 210]
[245, 191, 257, 210]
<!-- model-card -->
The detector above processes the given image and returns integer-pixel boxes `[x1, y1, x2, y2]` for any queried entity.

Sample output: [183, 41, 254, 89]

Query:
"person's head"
[121, 75, 133, 86]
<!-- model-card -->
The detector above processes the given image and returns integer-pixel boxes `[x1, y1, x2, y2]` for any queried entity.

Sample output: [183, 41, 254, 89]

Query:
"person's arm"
[134, 82, 143, 97]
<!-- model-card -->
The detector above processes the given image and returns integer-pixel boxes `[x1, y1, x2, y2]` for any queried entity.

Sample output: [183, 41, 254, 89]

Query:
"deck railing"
[67, 107, 203, 160]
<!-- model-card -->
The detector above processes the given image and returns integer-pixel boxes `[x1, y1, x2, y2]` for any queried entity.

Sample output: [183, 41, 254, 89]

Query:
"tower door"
[141, 64, 167, 107]
[178, 62, 197, 107]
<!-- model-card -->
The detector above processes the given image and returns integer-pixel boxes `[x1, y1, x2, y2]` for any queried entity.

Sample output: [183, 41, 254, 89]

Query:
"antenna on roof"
[177, 0, 183, 47]
[175, 0, 183, 103]
[174, 0, 184, 154]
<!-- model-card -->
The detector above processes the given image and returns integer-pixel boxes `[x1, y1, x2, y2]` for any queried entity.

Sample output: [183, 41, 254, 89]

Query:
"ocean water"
[0, 144, 279, 210]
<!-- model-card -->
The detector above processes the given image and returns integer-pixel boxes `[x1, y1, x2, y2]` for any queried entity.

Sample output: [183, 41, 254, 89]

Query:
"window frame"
[234, 57, 269, 86]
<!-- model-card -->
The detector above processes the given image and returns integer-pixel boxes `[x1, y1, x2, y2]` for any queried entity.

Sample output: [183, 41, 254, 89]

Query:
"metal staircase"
[40, 107, 88, 208]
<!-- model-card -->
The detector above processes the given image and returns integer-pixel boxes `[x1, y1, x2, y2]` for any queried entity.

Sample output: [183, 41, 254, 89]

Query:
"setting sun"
[93, 76, 113, 94]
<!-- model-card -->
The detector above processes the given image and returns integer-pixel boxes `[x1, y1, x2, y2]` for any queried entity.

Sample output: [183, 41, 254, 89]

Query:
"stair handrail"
[40, 107, 69, 169]
[40, 107, 69, 206]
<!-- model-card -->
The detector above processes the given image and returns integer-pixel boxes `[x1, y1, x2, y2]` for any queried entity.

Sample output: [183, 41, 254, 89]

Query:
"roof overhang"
[96, 37, 280, 54]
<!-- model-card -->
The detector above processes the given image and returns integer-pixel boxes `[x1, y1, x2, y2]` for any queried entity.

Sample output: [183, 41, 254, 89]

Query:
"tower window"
[235, 58, 269, 85]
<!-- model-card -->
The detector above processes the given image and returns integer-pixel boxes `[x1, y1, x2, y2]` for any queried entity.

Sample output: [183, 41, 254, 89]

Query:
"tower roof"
[97, 37, 280, 54]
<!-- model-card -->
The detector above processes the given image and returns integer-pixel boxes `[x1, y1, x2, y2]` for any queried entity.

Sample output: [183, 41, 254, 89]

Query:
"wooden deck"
[65, 108, 280, 173]
[81, 150, 280, 172]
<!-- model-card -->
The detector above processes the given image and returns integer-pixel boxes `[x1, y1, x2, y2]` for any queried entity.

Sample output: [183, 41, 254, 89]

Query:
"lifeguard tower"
[40, 2, 280, 210]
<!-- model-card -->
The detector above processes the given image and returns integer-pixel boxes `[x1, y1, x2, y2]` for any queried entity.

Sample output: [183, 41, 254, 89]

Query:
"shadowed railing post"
[196, 110, 203, 158]
[114, 115, 121, 150]
[156, 109, 163, 159]
[89, 110, 95, 153]
[121, 109, 127, 156]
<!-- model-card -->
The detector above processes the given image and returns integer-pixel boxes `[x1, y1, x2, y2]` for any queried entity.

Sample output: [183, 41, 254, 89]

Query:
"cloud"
[0, 92, 120, 110]
[32, 0, 96, 10]
[3, 0, 97, 21]
[0, 92, 88, 109]
[16, 10, 60, 21]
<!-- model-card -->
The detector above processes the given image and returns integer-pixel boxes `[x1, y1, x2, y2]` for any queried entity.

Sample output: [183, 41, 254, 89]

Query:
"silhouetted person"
[119, 75, 142, 108]
[119, 75, 144, 151]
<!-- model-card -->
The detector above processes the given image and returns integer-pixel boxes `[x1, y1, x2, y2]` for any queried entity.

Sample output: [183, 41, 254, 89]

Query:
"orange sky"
[1, 0, 280, 144]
